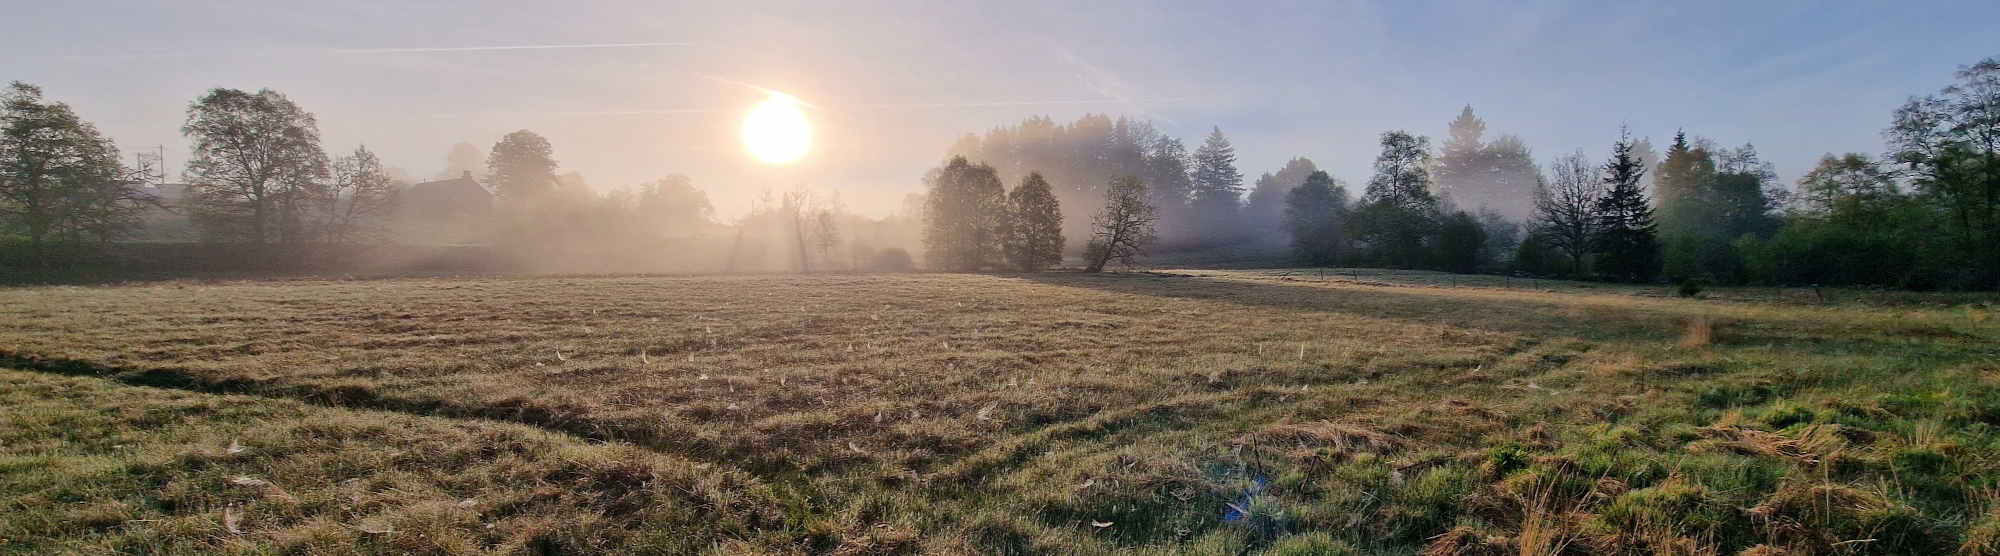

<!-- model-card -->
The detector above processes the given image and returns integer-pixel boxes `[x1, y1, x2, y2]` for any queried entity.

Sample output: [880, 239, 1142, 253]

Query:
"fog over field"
[7, 2, 1994, 219]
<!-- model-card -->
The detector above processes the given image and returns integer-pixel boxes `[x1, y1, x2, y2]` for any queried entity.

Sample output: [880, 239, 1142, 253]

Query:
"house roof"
[400, 172, 493, 216]
[406, 172, 491, 199]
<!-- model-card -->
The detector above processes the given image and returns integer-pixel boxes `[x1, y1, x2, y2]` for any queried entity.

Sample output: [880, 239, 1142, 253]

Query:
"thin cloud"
[331, 42, 693, 54]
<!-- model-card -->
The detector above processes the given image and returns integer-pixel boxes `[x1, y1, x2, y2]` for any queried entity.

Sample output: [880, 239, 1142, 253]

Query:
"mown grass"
[0, 270, 1995, 554]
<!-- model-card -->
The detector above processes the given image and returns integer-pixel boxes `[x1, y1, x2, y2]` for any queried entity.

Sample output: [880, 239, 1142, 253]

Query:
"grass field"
[2, 270, 1997, 554]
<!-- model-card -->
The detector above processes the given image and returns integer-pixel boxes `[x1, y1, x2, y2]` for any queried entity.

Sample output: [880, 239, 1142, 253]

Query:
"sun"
[743, 93, 810, 164]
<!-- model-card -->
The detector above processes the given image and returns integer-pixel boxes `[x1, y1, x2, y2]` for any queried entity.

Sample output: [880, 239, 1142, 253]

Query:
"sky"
[6, 1, 1997, 218]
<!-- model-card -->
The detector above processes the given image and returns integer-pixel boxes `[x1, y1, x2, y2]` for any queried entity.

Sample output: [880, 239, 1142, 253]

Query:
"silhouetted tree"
[1084, 175, 1157, 272]
[1535, 150, 1601, 276]
[1138, 136, 1192, 238]
[1246, 157, 1318, 241]
[182, 87, 329, 245]
[1713, 144, 1784, 239]
[1353, 131, 1439, 267]
[1651, 131, 1716, 239]
[1794, 153, 1896, 215]
[1435, 106, 1486, 209]
[1189, 127, 1244, 240]
[1887, 56, 2000, 286]
[635, 174, 714, 237]
[1434, 106, 1541, 220]
[1653, 136, 1783, 282]
[1591, 131, 1659, 282]
[1, 82, 148, 261]
[487, 130, 558, 199]
[1282, 170, 1347, 265]
[923, 156, 1007, 271]
[319, 146, 397, 244]
[438, 141, 485, 181]
[1435, 210, 1487, 273]
[1005, 172, 1064, 271]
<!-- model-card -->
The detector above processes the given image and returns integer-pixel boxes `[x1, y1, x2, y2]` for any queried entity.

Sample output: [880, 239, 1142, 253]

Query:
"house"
[395, 171, 493, 244]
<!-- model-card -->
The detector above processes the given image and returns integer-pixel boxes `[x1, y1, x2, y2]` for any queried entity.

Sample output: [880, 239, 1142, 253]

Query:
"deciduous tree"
[1353, 131, 1439, 267]
[922, 156, 1007, 271]
[487, 130, 558, 200]
[1534, 151, 1601, 276]
[320, 146, 397, 244]
[1084, 175, 1157, 272]
[182, 87, 329, 245]
[1005, 172, 1064, 271]
[0, 82, 147, 260]
[1282, 170, 1347, 265]
[1886, 56, 2000, 286]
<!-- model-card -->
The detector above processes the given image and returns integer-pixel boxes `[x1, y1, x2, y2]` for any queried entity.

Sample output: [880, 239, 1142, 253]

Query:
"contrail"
[332, 42, 692, 54]
[428, 108, 715, 119]
[850, 97, 1197, 110]
[696, 74, 821, 109]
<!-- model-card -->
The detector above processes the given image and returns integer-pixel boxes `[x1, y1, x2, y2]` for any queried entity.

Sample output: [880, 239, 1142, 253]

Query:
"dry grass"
[1, 269, 1995, 553]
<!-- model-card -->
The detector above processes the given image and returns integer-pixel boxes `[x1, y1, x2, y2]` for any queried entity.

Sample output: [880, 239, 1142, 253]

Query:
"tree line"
[9, 54, 1997, 287]
[920, 155, 1162, 273]
[931, 55, 2000, 290]
[0, 84, 750, 275]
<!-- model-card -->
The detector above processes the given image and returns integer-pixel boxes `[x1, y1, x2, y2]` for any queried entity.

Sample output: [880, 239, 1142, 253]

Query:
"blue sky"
[5, 1, 1995, 217]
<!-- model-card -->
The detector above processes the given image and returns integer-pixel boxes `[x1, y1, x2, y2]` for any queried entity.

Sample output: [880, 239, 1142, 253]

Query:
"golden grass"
[0, 270, 1994, 553]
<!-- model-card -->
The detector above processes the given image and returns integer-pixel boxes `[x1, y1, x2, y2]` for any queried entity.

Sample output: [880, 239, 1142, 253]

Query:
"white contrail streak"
[851, 97, 1197, 110]
[428, 108, 714, 119]
[331, 42, 692, 54]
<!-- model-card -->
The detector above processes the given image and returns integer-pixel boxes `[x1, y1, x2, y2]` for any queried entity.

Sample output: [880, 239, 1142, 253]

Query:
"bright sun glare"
[743, 94, 810, 164]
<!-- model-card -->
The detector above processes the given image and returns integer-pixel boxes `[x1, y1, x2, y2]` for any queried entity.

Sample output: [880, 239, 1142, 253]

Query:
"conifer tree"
[1188, 127, 1244, 239]
[1592, 131, 1660, 282]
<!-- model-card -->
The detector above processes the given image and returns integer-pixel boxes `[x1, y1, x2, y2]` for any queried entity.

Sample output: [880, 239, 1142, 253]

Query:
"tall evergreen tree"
[1188, 126, 1244, 240]
[1651, 130, 1716, 238]
[1432, 106, 1542, 220]
[1282, 170, 1348, 265]
[1144, 136, 1195, 239]
[1434, 106, 1486, 203]
[1592, 131, 1660, 282]
[922, 156, 1007, 271]
[1005, 172, 1064, 271]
